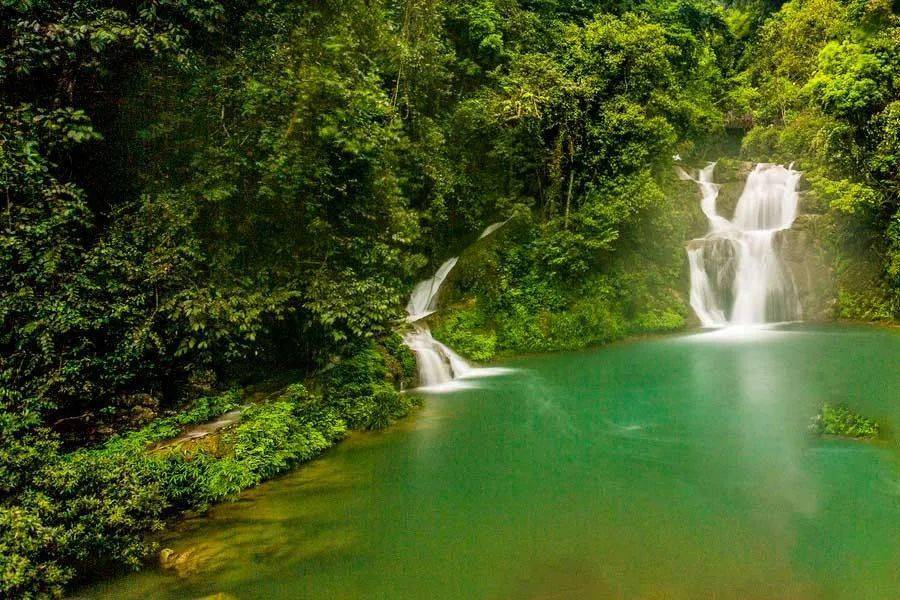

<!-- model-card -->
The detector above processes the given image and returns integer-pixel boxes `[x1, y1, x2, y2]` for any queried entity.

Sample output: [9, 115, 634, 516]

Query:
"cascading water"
[406, 257, 459, 321]
[403, 221, 507, 388]
[686, 162, 802, 327]
[404, 256, 472, 387]
[402, 327, 472, 387]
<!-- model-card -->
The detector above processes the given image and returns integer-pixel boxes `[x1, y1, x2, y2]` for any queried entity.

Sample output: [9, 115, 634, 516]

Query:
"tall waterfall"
[686, 163, 802, 326]
[403, 222, 507, 388]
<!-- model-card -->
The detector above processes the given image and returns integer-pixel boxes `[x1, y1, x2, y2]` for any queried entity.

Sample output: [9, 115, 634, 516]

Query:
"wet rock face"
[707, 161, 824, 221]
[685, 237, 738, 316]
[774, 214, 834, 321]
[714, 181, 743, 220]
[709, 159, 755, 220]
[713, 158, 756, 183]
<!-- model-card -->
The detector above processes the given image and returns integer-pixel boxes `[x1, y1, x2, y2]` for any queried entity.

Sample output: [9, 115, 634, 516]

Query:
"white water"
[402, 326, 472, 388]
[406, 257, 458, 322]
[404, 221, 510, 388]
[478, 217, 511, 240]
[686, 163, 802, 327]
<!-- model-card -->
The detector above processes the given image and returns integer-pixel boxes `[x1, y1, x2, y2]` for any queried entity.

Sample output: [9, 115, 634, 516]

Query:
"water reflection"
[80, 325, 900, 600]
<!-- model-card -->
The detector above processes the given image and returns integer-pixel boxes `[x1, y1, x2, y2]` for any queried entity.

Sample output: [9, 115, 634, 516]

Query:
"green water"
[83, 324, 900, 599]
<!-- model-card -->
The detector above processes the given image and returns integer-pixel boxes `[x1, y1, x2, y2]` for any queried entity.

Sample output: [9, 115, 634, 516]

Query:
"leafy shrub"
[227, 386, 346, 482]
[0, 371, 416, 597]
[809, 403, 880, 438]
[432, 305, 498, 361]
[1, 441, 168, 598]
[633, 310, 686, 333]
[379, 332, 418, 387]
[366, 384, 420, 430]
[1, 391, 242, 597]
[322, 342, 419, 429]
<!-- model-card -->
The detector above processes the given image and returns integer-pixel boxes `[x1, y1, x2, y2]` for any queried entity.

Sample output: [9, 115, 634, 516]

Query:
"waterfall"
[477, 217, 511, 240]
[686, 163, 802, 327]
[404, 256, 469, 386]
[403, 326, 471, 387]
[403, 221, 507, 388]
[407, 257, 458, 322]
[696, 162, 732, 233]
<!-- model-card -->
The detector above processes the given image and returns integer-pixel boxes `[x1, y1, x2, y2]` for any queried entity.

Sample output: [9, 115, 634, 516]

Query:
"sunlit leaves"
[806, 41, 892, 121]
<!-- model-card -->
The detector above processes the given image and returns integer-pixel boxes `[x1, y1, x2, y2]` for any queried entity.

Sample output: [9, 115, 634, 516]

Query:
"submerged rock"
[158, 548, 176, 566]
[158, 544, 230, 578]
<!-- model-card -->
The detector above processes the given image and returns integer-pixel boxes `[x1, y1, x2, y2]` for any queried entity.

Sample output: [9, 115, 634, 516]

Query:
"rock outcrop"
[775, 214, 835, 320]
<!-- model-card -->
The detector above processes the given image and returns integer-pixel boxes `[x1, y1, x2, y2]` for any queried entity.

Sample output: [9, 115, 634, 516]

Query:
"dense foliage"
[1, 0, 897, 596]
[422, 0, 728, 355]
[431, 198, 695, 358]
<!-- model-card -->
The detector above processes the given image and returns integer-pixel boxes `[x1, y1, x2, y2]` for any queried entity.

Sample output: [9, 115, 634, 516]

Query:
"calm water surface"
[82, 324, 900, 599]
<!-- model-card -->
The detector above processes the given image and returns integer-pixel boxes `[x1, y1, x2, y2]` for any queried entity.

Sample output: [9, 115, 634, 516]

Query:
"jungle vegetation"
[1, 0, 897, 596]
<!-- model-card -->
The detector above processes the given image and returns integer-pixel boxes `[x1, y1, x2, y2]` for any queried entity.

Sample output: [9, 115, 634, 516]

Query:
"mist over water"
[687, 163, 802, 326]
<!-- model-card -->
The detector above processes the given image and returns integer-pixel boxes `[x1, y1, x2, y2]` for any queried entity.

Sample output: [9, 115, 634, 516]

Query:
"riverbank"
[73, 322, 682, 594]
[30, 315, 893, 598]
[1, 336, 419, 599]
[55, 317, 687, 597]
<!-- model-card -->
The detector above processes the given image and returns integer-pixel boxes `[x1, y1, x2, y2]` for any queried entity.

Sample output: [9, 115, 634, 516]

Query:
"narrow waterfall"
[404, 257, 472, 387]
[686, 163, 802, 326]
[403, 221, 507, 387]
[406, 257, 458, 321]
